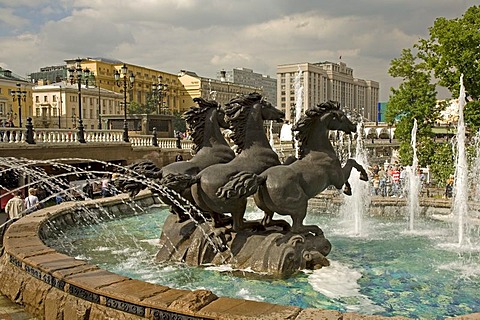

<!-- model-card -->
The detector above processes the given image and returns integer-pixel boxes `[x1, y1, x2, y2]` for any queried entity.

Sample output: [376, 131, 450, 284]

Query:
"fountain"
[1, 92, 480, 319]
[339, 121, 370, 236]
[407, 118, 421, 231]
[453, 74, 469, 246]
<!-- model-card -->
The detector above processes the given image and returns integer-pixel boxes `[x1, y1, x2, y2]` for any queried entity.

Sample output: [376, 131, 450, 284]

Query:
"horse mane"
[223, 92, 262, 154]
[183, 97, 220, 153]
[293, 100, 340, 159]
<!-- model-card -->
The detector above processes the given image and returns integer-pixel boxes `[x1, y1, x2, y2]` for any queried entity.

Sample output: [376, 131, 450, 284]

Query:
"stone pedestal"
[156, 214, 331, 278]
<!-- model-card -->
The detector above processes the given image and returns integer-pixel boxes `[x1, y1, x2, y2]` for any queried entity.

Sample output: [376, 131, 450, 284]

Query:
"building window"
[44, 96, 47, 102]
[35, 96, 40, 103]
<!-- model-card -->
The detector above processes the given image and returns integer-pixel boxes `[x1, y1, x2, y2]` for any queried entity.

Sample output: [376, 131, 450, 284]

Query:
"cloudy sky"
[0, 0, 476, 101]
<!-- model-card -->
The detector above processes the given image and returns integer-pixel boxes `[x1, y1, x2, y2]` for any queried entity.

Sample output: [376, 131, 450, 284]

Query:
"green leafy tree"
[386, 49, 439, 167]
[428, 142, 454, 186]
[128, 100, 156, 115]
[416, 5, 480, 129]
[387, 5, 480, 185]
[172, 111, 186, 133]
[417, 5, 480, 100]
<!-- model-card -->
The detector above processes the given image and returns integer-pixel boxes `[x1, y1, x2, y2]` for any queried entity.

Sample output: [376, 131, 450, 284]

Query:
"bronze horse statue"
[165, 92, 285, 230]
[217, 101, 368, 235]
[117, 97, 236, 219]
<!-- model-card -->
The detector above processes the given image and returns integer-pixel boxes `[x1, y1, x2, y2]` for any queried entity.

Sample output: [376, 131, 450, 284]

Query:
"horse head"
[258, 96, 285, 123]
[310, 100, 356, 134]
[184, 98, 227, 153]
[223, 92, 284, 153]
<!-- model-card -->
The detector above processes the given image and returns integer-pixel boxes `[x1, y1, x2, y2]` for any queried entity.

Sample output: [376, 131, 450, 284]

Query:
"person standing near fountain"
[24, 188, 40, 213]
[5, 190, 25, 220]
[445, 174, 454, 198]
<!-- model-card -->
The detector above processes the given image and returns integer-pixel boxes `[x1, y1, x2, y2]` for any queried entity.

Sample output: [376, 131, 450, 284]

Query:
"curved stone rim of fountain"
[0, 191, 476, 320]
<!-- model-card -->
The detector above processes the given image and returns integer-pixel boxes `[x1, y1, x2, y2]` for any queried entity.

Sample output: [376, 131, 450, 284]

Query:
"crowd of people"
[3, 172, 125, 222]
[4, 188, 42, 220]
[367, 163, 428, 198]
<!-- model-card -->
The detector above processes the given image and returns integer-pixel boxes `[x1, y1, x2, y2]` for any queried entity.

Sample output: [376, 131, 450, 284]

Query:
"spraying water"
[293, 66, 304, 158]
[407, 119, 421, 231]
[452, 74, 468, 246]
[269, 121, 276, 153]
[339, 122, 370, 236]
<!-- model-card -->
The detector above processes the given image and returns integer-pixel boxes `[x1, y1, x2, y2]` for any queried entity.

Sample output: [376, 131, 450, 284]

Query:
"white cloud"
[0, 0, 478, 100]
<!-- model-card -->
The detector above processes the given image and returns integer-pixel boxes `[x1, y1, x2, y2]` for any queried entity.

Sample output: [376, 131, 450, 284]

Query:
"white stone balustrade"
[0, 127, 26, 143]
[0, 127, 193, 149]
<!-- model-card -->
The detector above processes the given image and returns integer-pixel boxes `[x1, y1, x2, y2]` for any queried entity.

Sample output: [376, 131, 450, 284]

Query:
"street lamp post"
[54, 85, 63, 128]
[68, 58, 90, 143]
[11, 83, 26, 127]
[114, 64, 135, 142]
[152, 76, 168, 114]
[97, 85, 102, 129]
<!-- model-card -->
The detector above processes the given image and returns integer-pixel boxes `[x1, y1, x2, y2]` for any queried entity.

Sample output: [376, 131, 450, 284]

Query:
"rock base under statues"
[156, 214, 332, 278]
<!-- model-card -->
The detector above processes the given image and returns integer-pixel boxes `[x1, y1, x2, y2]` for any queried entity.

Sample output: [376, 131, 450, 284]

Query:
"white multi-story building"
[32, 81, 122, 129]
[216, 68, 276, 103]
[277, 61, 379, 122]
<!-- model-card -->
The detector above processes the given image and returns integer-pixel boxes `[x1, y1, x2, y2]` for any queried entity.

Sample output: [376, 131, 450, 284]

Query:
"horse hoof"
[360, 173, 369, 181]
[343, 187, 352, 196]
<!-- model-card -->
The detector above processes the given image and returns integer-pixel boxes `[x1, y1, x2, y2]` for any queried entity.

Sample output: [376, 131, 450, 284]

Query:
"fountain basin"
[1, 191, 479, 319]
[0, 191, 372, 320]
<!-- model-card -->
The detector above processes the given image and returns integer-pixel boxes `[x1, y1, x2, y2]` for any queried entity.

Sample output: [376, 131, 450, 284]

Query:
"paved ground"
[0, 295, 37, 320]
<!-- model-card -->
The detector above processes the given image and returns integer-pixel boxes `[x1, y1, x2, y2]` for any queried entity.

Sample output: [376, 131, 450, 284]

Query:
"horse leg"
[261, 209, 291, 231]
[341, 159, 368, 195]
[232, 202, 265, 232]
[343, 181, 352, 196]
[290, 207, 323, 236]
[211, 212, 232, 228]
[344, 159, 368, 181]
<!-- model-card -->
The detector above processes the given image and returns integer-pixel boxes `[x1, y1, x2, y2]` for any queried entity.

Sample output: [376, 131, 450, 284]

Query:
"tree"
[128, 101, 156, 115]
[416, 5, 480, 129]
[417, 5, 480, 100]
[387, 6, 480, 185]
[172, 111, 186, 133]
[428, 142, 454, 187]
[386, 49, 440, 166]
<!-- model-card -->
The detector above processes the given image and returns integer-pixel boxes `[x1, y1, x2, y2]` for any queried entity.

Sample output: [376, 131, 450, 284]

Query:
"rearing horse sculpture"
[165, 92, 285, 230]
[117, 98, 235, 219]
[217, 101, 368, 235]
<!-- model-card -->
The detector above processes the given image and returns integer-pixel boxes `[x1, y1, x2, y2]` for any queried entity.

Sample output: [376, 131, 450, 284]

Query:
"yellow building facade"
[0, 68, 34, 127]
[66, 58, 182, 114]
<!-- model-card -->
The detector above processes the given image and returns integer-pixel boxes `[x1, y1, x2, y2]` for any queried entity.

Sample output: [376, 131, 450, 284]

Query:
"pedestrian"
[83, 180, 94, 199]
[25, 188, 40, 213]
[445, 175, 454, 198]
[378, 167, 387, 196]
[372, 174, 380, 196]
[175, 153, 183, 162]
[391, 166, 401, 197]
[55, 194, 64, 204]
[5, 190, 26, 220]
[175, 131, 182, 149]
[101, 174, 110, 197]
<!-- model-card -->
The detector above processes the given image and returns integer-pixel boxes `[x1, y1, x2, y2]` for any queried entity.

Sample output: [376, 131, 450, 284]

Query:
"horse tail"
[160, 173, 199, 192]
[216, 172, 266, 199]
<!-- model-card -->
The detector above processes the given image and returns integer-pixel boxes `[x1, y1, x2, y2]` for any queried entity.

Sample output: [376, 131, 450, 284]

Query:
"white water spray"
[407, 119, 421, 231]
[293, 67, 304, 159]
[269, 121, 276, 152]
[452, 74, 468, 246]
[339, 122, 370, 236]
